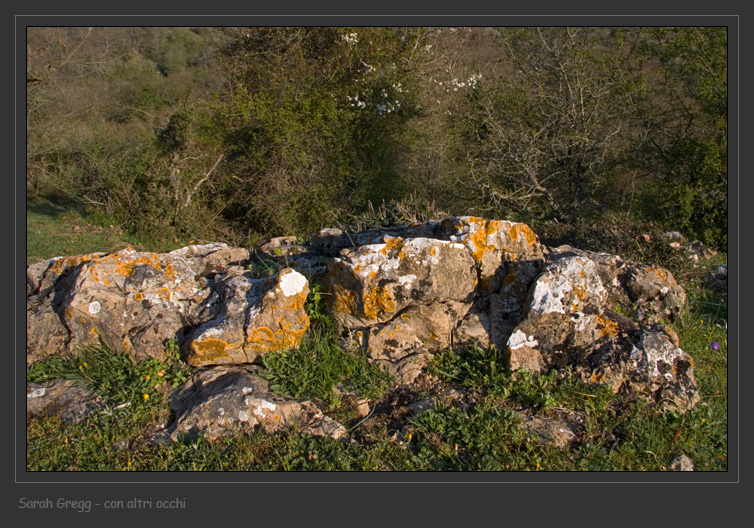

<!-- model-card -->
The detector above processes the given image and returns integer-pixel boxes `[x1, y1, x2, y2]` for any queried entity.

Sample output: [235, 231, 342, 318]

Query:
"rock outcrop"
[26, 379, 103, 423]
[26, 215, 702, 444]
[155, 366, 346, 443]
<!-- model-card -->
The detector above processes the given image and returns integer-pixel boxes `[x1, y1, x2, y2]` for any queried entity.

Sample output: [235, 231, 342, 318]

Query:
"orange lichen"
[663, 326, 680, 347]
[157, 287, 171, 301]
[595, 314, 620, 338]
[90, 327, 98, 336]
[466, 219, 502, 262]
[591, 372, 606, 383]
[134, 292, 144, 302]
[647, 267, 669, 282]
[189, 338, 238, 364]
[245, 315, 310, 354]
[331, 285, 358, 315]
[284, 291, 307, 311]
[114, 255, 165, 277]
[49, 253, 102, 275]
[361, 285, 396, 320]
[163, 262, 177, 280]
[509, 223, 538, 246]
[380, 237, 404, 256]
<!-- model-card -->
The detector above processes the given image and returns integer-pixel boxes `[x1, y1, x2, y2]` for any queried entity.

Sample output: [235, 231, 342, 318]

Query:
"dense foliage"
[26, 26, 728, 251]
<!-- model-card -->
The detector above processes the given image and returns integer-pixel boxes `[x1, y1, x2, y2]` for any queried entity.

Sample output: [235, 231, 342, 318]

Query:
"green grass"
[27, 197, 133, 265]
[260, 284, 392, 410]
[26, 196, 190, 265]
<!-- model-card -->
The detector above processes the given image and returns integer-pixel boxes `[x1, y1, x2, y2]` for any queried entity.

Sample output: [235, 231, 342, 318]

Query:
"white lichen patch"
[631, 333, 685, 379]
[528, 256, 607, 316]
[191, 323, 229, 344]
[88, 301, 101, 314]
[27, 387, 46, 399]
[241, 386, 253, 395]
[247, 305, 260, 320]
[398, 274, 417, 287]
[248, 398, 277, 418]
[529, 275, 570, 315]
[238, 410, 250, 422]
[508, 329, 539, 350]
[279, 269, 307, 297]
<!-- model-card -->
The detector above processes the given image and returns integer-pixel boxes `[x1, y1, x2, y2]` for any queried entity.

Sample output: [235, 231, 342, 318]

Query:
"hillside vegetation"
[27, 26, 727, 255]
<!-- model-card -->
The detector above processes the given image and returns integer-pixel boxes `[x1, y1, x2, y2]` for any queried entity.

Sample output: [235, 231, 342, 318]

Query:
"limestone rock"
[185, 268, 309, 367]
[167, 243, 249, 275]
[548, 245, 685, 325]
[623, 264, 686, 324]
[506, 255, 698, 412]
[325, 236, 477, 327]
[521, 415, 578, 448]
[26, 379, 103, 422]
[26, 244, 252, 364]
[438, 216, 546, 293]
[161, 366, 347, 442]
[55, 246, 216, 361]
[259, 236, 305, 257]
[669, 453, 696, 471]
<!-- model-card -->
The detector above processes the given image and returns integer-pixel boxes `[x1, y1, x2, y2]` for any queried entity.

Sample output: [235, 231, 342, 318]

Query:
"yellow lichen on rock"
[509, 223, 539, 246]
[466, 218, 502, 262]
[331, 284, 358, 315]
[380, 237, 404, 256]
[361, 285, 397, 320]
[157, 287, 171, 301]
[595, 314, 620, 338]
[189, 338, 238, 365]
[49, 253, 103, 275]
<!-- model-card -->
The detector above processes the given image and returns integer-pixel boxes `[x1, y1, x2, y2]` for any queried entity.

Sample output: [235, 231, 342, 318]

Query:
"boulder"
[25, 244, 255, 364]
[53, 246, 217, 361]
[505, 255, 698, 412]
[623, 264, 686, 324]
[360, 301, 471, 385]
[325, 236, 477, 328]
[159, 366, 346, 442]
[26, 379, 103, 423]
[185, 267, 310, 367]
[548, 245, 686, 325]
[437, 216, 546, 293]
